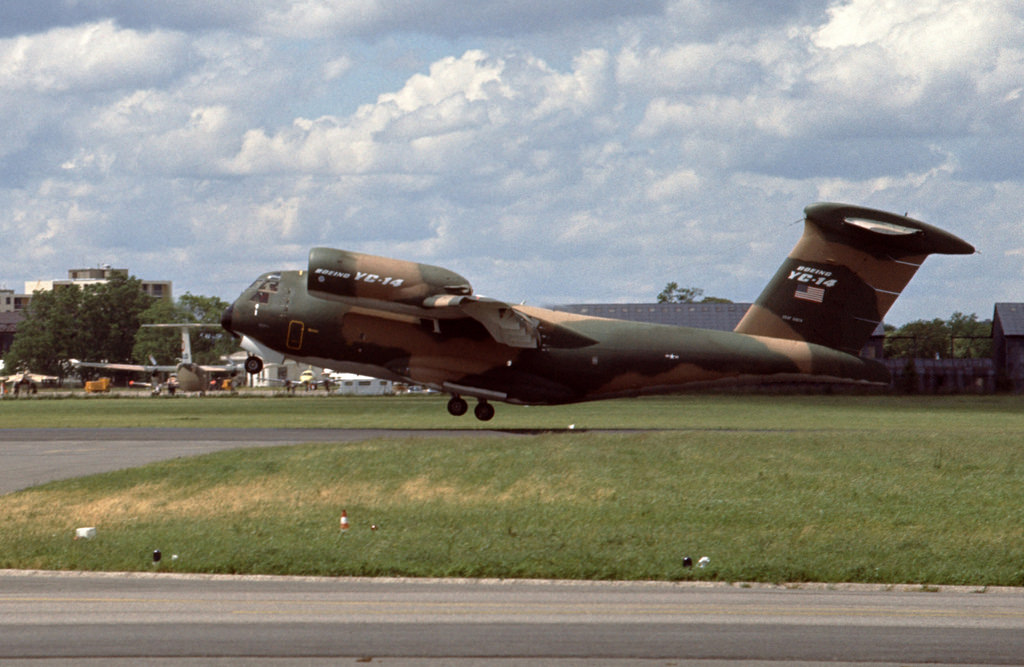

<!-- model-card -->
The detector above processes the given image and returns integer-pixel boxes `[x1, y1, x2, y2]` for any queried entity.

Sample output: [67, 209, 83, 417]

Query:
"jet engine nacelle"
[307, 247, 473, 306]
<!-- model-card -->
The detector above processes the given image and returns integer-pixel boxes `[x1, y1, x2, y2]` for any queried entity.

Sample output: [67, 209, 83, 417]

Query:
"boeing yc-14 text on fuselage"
[221, 203, 974, 420]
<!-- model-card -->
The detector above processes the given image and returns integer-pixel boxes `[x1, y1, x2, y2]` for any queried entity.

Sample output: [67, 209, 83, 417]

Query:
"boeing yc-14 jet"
[221, 203, 973, 420]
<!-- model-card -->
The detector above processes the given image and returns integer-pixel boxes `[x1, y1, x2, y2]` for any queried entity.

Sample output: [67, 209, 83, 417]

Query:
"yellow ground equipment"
[84, 377, 112, 393]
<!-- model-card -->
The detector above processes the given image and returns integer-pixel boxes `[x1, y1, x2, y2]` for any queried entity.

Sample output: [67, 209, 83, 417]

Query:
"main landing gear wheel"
[447, 395, 469, 417]
[474, 401, 495, 422]
[244, 355, 263, 374]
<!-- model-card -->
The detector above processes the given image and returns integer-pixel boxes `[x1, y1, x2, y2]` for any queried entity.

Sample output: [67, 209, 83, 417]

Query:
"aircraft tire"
[474, 401, 495, 422]
[244, 356, 264, 374]
[447, 396, 469, 417]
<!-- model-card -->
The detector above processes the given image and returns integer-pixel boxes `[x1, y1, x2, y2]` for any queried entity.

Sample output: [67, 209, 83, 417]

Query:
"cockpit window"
[250, 274, 281, 303]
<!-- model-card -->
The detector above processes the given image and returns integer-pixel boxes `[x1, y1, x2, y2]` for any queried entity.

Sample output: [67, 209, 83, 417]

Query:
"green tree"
[3, 277, 232, 381]
[948, 311, 992, 359]
[5, 275, 153, 379]
[133, 293, 234, 365]
[76, 274, 153, 363]
[132, 299, 181, 365]
[884, 313, 992, 359]
[657, 282, 732, 304]
[884, 318, 948, 359]
[3, 286, 82, 379]
[179, 293, 236, 364]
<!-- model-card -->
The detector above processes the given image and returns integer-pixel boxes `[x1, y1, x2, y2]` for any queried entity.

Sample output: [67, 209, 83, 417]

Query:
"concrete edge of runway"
[2, 568, 1021, 596]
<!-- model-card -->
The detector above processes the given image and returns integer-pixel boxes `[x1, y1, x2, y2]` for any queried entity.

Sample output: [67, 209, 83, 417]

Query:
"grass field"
[3, 390, 1023, 431]
[2, 393, 1023, 585]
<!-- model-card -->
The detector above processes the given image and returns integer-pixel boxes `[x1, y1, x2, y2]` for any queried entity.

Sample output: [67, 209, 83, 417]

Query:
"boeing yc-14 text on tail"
[221, 203, 974, 420]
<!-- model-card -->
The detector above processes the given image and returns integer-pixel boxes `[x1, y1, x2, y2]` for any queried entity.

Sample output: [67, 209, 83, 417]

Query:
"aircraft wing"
[73, 360, 238, 374]
[196, 364, 241, 373]
[257, 377, 321, 385]
[71, 360, 176, 374]
[1, 372, 59, 383]
[422, 295, 540, 348]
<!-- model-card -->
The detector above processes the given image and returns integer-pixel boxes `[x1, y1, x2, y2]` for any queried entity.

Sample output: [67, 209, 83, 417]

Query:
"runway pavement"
[2, 428, 1023, 664]
[1, 570, 1023, 664]
[0, 427, 506, 494]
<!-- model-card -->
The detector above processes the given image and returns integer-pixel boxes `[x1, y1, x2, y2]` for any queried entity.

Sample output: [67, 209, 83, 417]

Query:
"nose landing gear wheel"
[474, 401, 495, 422]
[447, 395, 469, 417]
[244, 356, 263, 374]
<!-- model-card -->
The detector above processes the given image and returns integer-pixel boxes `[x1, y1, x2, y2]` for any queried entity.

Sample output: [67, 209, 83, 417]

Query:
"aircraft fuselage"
[221, 268, 886, 408]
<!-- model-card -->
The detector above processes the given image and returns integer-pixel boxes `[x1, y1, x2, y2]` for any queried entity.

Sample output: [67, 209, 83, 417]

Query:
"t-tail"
[140, 323, 223, 366]
[179, 329, 193, 365]
[734, 202, 974, 354]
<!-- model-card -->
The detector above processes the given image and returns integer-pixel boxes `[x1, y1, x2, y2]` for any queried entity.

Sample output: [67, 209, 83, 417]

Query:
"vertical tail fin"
[180, 329, 193, 364]
[734, 203, 974, 354]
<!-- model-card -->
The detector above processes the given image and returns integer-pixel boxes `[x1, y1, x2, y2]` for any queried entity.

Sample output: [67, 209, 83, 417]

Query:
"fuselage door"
[287, 320, 305, 350]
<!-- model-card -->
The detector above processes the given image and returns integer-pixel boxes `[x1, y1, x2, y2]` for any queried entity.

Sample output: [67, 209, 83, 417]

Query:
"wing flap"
[72, 361, 175, 373]
[423, 295, 540, 348]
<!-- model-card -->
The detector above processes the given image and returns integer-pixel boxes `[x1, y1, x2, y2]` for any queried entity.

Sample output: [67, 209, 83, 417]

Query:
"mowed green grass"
[4, 390, 1024, 431]
[2, 394, 1023, 585]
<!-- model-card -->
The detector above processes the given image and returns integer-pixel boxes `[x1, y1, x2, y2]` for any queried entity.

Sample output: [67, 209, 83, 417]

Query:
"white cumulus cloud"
[0, 0, 1019, 323]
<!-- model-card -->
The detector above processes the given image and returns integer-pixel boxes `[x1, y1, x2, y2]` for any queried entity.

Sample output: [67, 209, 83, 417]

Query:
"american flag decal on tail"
[794, 284, 825, 303]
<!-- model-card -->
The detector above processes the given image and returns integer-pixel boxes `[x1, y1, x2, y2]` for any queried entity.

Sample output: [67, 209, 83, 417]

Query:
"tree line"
[883, 312, 992, 359]
[3, 273, 236, 381]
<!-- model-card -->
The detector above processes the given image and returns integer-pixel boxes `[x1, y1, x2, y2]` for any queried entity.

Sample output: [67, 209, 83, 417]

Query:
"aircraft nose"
[220, 304, 235, 334]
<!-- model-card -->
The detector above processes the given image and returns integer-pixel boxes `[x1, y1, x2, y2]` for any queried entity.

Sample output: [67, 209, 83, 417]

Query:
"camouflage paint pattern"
[735, 203, 973, 354]
[221, 202, 973, 418]
[307, 248, 472, 306]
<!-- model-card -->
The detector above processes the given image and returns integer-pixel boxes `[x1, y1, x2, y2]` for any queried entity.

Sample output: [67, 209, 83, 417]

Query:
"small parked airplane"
[0, 371, 59, 395]
[72, 324, 241, 394]
[221, 203, 974, 420]
[258, 367, 332, 392]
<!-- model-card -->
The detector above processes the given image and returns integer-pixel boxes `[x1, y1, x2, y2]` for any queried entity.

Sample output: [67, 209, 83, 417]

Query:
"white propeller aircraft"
[72, 324, 241, 394]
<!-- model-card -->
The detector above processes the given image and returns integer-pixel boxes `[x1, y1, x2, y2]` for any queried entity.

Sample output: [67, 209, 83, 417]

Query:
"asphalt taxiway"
[2, 570, 1023, 664]
[0, 427, 507, 494]
[2, 428, 1023, 664]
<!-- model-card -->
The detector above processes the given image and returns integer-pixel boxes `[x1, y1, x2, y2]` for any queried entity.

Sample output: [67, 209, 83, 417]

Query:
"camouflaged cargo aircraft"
[221, 202, 973, 420]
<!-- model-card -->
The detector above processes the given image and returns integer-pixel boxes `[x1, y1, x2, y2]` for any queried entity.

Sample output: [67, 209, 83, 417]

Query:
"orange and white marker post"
[340, 510, 349, 532]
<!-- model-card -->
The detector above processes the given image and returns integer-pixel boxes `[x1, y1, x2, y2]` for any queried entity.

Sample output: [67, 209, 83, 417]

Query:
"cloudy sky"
[1, 0, 1021, 324]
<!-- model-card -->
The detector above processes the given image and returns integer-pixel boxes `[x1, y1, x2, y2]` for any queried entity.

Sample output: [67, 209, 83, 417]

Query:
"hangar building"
[993, 303, 1024, 392]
